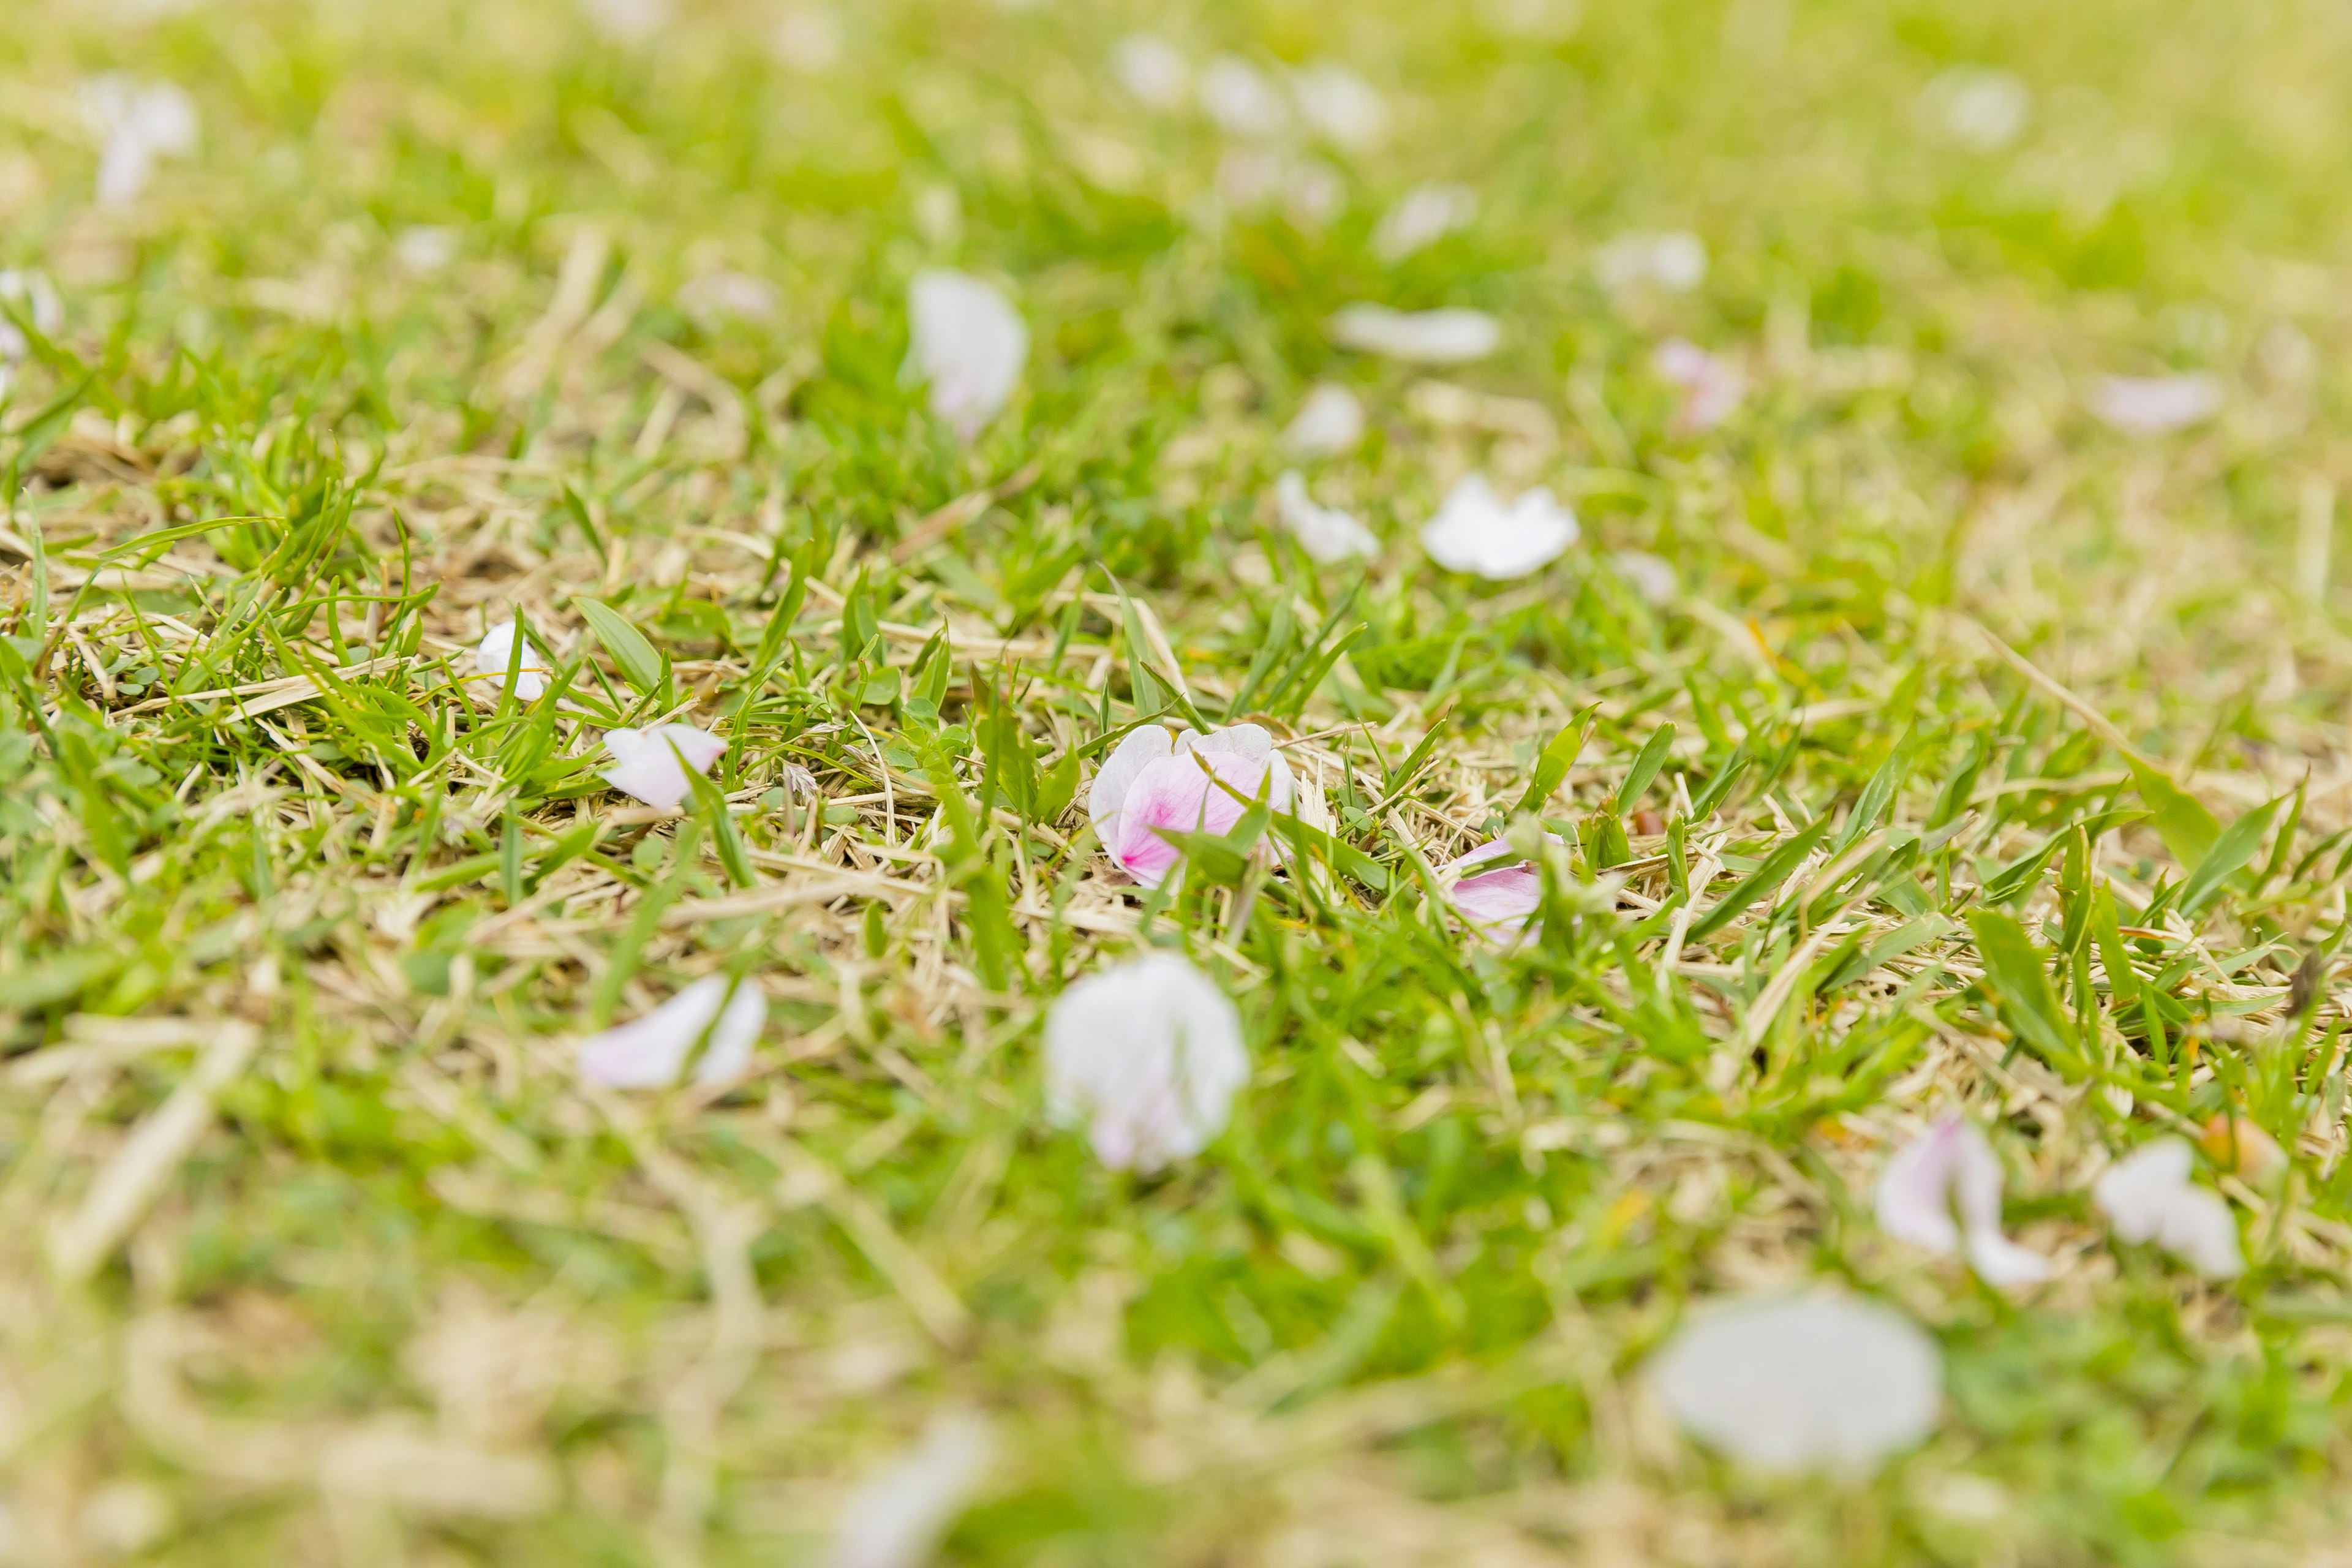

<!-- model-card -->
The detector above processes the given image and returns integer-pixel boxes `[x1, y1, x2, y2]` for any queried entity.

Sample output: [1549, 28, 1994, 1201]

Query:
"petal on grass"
[1088, 724, 1182, 858]
[1289, 61, 1386, 149]
[1418, 473, 1578, 579]
[600, 724, 727, 810]
[1043, 952, 1249, 1172]
[2089, 374, 2222, 435]
[905, 270, 1028, 439]
[82, 77, 198, 208]
[1594, 230, 1708, 292]
[826, 1409, 996, 1568]
[2093, 1137, 2244, 1278]
[1197, 55, 1287, 139]
[1111, 739, 1292, 889]
[1918, 65, 2032, 151]
[577, 976, 764, 1090]
[1112, 34, 1189, 110]
[1281, 383, 1366, 458]
[1274, 472, 1379, 563]
[1373, 183, 1478, 263]
[1329, 304, 1500, 364]
[1875, 1115, 2052, 1288]
[471, 621, 549, 702]
[1439, 837, 1551, 940]
[1653, 337, 1746, 433]
[1647, 1291, 1942, 1475]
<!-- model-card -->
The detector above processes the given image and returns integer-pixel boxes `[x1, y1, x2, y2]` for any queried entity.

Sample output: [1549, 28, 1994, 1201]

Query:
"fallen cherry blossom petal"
[581, 0, 669, 42]
[1653, 337, 1746, 434]
[577, 975, 764, 1089]
[1374, 183, 1477, 263]
[1110, 729, 1296, 889]
[1112, 33, 1189, 110]
[1919, 65, 2031, 151]
[2093, 1137, 2244, 1278]
[1609, 549, 1678, 606]
[1197, 55, 1287, 139]
[1440, 836, 1558, 940]
[1281, 383, 1366, 458]
[1874, 1115, 2052, 1289]
[82, 76, 198, 208]
[1594, 230, 1707, 292]
[471, 622, 550, 703]
[1329, 304, 1499, 364]
[1044, 951, 1248, 1171]
[600, 724, 728, 810]
[2089, 374, 2221, 435]
[394, 226, 459, 274]
[905, 270, 1028, 439]
[1290, 61, 1386, 150]
[826, 1408, 996, 1568]
[1419, 473, 1578, 579]
[1647, 1290, 1942, 1474]
[1274, 472, 1379, 564]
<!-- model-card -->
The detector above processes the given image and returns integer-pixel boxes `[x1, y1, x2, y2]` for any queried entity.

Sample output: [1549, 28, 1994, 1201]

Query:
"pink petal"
[1440, 836, 1562, 940]
[578, 976, 764, 1089]
[600, 725, 726, 810]
[1089, 725, 1182, 853]
[1043, 952, 1249, 1171]
[1874, 1117, 1967, 1255]
[1112, 745, 1287, 889]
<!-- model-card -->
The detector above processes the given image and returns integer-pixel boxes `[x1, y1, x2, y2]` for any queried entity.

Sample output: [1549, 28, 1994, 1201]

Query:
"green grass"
[6, 0, 2352, 1562]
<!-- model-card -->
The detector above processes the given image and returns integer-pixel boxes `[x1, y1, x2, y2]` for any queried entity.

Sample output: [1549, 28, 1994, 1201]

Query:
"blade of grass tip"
[1613, 720, 1676, 813]
[1515, 706, 1599, 818]
[1686, 813, 1832, 942]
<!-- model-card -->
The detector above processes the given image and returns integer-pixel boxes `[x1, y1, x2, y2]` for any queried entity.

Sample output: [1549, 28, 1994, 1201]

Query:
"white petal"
[2089, 375, 2221, 435]
[1289, 61, 1386, 150]
[1373, 183, 1477, 263]
[826, 1409, 995, 1568]
[1274, 472, 1379, 564]
[1280, 383, 1366, 458]
[906, 270, 1028, 439]
[1044, 952, 1249, 1172]
[1919, 66, 2032, 151]
[2094, 1137, 2243, 1278]
[1197, 55, 1287, 139]
[1874, 1118, 1966, 1256]
[1608, 549, 1678, 606]
[472, 621, 549, 702]
[394, 226, 459, 274]
[600, 724, 726, 810]
[1419, 474, 1578, 580]
[577, 976, 764, 1089]
[1329, 304, 1499, 364]
[1087, 724, 1179, 853]
[1112, 33, 1189, 110]
[0, 270, 62, 339]
[1647, 1291, 1941, 1474]
[1594, 230, 1708, 292]
[1950, 1119, 2053, 1285]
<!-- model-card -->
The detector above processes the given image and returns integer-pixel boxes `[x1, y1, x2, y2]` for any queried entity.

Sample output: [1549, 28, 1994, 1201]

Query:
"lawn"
[4, 0, 2352, 1562]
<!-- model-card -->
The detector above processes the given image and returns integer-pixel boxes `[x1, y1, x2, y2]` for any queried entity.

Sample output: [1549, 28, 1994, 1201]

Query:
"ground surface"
[6, 0, 2352, 1563]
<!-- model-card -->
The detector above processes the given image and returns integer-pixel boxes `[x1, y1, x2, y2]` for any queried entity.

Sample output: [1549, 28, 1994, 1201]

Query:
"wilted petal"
[1044, 951, 1249, 1171]
[1877, 1115, 2051, 1288]
[578, 975, 764, 1089]
[2199, 1113, 2286, 1182]
[1419, 473, 1578, 579]
[1197, 55, 1287, 139]
[1374, 183, 1477, 263]
[1088, 723, 1179, 856]
[1919, 66, 2031, 151]
[2093, 1137, 2244, 1278]
[471, 621, 549, 702]
[1112, 733, 1294, 889]
[1274, 472, 1379, 564]
[1329, 304, 1499, 364]
[1646, 1291, 1942, 1474]
[1653, 337, 1746, 433]
[1112, 33, 1189, 110]
[906, 270, 1028, 439]
[1290, 61, 1386, 150]
[1281, 383, 1366, 458]
[1594, 230, 1708, 292]
[600, 724, 727, 810]
[2089, 374, 2221, 436]
[827, 1409, 995, 1568]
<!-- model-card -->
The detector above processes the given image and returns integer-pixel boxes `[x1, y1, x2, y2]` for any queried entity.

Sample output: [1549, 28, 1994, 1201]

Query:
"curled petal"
[1647, 1290, 1942, 1475]
[600, 724, 726, 810]
[906, 270, 1028, 439]
[1088, 724, 1182, 856]
[472, 621, 549, 702]
[1875, 1115, 2052, 1288]
[1328, 304, 1500, 364]
[1419, 473, 1578, 580]
[1439, 835, 1564, 941]
[578, 976, 764, 1089]
[1274, 472, 1379, 564]
[1044, 952, 1248, 1171]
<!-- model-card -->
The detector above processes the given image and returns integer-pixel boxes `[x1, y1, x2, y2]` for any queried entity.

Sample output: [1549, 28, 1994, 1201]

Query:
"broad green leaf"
[576, 598, 667, 695]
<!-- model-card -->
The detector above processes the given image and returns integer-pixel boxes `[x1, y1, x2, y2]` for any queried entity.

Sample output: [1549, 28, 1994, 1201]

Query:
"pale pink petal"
[1281, 383, 1366, 458]
[2093, 1137, 2244, 1278]
[906, 270, 1028, 439]
[1646, 1291, 1941, 1474]
[578, 976, 764, 1089]
[1275, 472, 1380, 563]
[471, 621, 549, 702]
[1653, 337, 1746, 434]
[1044, 952, 1248, 1170]
[1088, 724, 1182, 853]
[2089, 374, 2222, 435]
[1374, 184, 1477, 263]
[1112, 747, 1284, 888]
[1419, 473, 1578, 579]
[1329, 304, 1499, 364]
[600, 724, 726, 810]
[1112, 34, 1189, 110]
[1875, 1115, 2052, 1287]
[1439, 836, 1566, 940]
